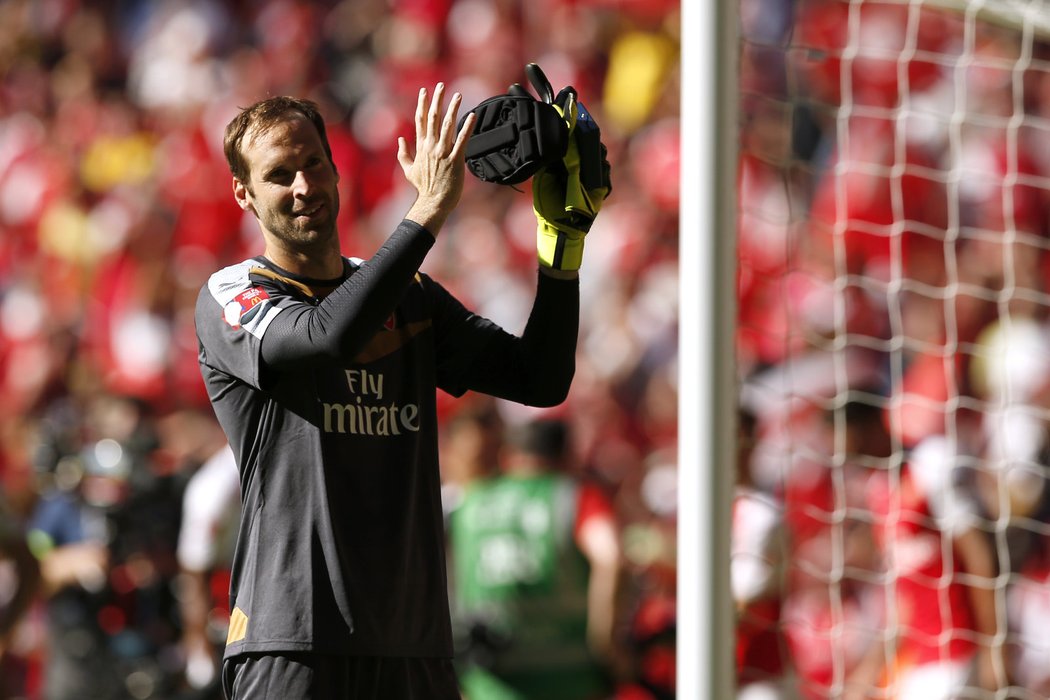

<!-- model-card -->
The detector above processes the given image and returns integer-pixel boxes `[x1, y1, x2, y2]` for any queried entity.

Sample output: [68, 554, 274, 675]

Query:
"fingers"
[451, 110, 476, 161]
[414, 83, 468, 156]
[415, 83, 446, 146]
[427, 82, 445, 143]
[440, 91, 463, 151]
[401, 83, 473, 231]
[414, 87, 427, 144]
[396, 136, 411, 172]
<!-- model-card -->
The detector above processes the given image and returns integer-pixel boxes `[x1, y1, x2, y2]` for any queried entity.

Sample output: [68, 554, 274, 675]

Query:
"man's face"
[233, 113, 340, 252]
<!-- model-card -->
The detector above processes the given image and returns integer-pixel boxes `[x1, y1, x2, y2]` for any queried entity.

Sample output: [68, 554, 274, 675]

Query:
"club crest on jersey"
[224, 287, 270, 329]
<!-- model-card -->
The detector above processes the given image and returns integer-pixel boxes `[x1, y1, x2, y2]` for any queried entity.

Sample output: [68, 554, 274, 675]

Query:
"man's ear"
[233, 178, 256, 215]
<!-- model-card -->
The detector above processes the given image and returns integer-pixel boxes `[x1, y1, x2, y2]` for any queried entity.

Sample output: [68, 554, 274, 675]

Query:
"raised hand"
[398, 83, 476, 236]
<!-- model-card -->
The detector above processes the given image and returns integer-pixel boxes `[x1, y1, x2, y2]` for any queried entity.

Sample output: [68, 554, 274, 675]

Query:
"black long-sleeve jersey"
[194, 220, 578, 660]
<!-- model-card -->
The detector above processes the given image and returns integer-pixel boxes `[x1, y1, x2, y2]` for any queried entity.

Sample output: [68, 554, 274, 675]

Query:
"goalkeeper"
[194, 70, 610, 700]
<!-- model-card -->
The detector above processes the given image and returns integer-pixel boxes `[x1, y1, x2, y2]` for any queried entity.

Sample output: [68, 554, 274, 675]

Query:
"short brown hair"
[223, 96, 336, 192]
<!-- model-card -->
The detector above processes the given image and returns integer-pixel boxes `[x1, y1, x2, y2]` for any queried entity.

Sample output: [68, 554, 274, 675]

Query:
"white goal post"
[678, 0, 739, 697]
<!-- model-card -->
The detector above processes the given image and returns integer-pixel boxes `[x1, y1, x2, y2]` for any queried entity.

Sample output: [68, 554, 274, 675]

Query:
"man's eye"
[268, 169, 291, 183]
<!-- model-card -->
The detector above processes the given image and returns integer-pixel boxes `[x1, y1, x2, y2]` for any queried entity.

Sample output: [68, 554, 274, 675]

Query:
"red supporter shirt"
[864, 464, 976, 666]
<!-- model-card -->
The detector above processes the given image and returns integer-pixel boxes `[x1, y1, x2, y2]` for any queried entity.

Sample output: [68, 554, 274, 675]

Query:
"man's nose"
[292, 170, 313, 197]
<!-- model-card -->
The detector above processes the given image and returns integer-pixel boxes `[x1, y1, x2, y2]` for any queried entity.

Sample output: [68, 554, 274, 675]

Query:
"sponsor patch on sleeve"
[223, 287, 271, 329]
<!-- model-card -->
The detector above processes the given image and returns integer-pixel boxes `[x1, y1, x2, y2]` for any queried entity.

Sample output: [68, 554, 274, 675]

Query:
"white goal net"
[734, 0, 1050, 698]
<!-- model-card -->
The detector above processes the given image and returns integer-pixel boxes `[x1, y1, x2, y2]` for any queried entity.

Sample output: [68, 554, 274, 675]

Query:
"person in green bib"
[448, 417, 624, 700]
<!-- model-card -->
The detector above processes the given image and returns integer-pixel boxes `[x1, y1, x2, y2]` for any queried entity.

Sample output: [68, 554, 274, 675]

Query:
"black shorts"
[221, 652, 462, 700]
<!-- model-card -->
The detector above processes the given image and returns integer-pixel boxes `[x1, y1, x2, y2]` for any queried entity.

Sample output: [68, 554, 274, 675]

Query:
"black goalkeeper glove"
[459, 63, 611, 271]
[458, 64, 569, 186]
[532, 79, 612, 271]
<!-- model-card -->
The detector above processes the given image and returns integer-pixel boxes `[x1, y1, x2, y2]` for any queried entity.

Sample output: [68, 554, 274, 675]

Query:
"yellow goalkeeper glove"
[533, 87, 612, 272]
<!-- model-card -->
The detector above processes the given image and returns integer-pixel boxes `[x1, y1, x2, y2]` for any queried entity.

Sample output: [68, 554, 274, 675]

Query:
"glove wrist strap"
[537, 222, 585, 271]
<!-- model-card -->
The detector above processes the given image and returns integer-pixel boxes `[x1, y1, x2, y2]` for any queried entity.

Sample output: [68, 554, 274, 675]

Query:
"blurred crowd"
[0, 0, 680, 699]
[736, 1, 1050, 699]
[8, 0, 1050, 699]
